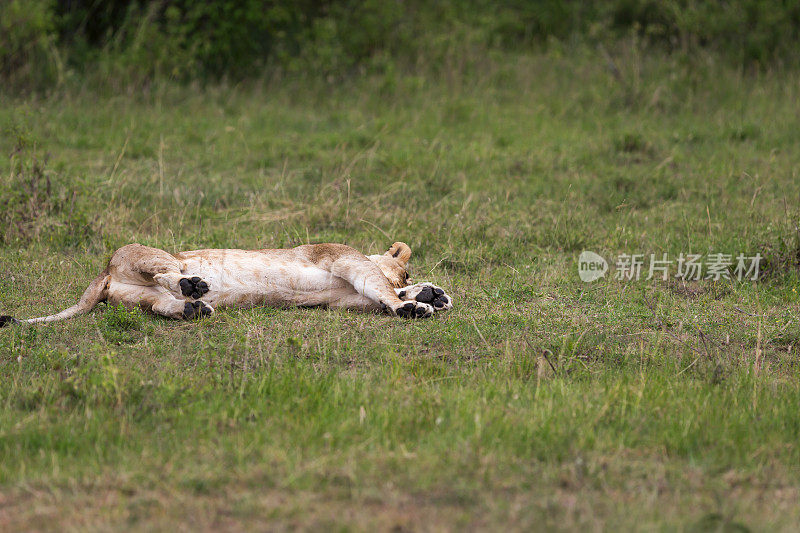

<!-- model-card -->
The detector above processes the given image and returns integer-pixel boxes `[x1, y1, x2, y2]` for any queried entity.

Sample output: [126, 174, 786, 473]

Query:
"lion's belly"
[179, 253, 352, 308]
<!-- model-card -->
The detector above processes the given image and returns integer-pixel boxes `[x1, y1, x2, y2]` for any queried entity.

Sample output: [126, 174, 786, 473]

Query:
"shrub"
[0, 0, 58, 85]
[2, 0, 800, 88]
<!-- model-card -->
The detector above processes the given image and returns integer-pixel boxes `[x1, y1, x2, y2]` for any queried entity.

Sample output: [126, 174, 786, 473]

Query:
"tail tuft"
[0, 315, 20, 327]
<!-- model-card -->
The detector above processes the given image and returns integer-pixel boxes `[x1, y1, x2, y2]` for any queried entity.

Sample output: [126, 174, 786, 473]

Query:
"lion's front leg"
[396, 283, 453, 312]
[329, 257, 434, 318]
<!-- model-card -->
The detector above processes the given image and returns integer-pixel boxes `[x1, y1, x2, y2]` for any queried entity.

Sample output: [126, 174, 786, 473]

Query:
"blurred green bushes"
[0, 0, 59, 85]
[2, 0, 800, 88]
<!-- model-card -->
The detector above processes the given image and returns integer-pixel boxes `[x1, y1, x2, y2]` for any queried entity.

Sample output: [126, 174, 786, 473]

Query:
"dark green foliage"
[2, 0, 800, 87]
[603, 0, 800, 66]
[0, 0, 58, 85]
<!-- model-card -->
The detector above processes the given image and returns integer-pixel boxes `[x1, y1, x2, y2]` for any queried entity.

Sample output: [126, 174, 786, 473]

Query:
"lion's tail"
[1, 271, 110, 327]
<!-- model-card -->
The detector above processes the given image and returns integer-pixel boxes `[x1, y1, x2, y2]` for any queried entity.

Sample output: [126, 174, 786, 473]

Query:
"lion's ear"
[386, 242, 412, 265]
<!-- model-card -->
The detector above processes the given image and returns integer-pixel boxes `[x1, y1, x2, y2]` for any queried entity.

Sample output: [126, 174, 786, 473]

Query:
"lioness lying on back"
[0, 241, 452, 326]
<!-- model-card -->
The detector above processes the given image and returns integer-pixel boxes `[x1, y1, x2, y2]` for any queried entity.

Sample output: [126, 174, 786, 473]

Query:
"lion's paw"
[183, 300, 214, 320]
[397, 283, 452, 311]
[179, 276, 210, 299]
[394, 301, 434, 319]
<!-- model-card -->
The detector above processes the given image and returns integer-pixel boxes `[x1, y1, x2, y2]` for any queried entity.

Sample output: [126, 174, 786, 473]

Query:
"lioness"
[0, 241, 452, 326]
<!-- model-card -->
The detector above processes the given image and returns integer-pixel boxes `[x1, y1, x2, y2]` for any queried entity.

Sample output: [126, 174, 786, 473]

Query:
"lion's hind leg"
[108, 282, 213, 320]
[153, 273, 210, 300]
[152, 293, 213, 320]
[110, 244, 210, 300]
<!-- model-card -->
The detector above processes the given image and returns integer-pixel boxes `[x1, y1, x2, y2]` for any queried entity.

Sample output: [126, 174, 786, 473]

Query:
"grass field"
[2, 48, 800, 530]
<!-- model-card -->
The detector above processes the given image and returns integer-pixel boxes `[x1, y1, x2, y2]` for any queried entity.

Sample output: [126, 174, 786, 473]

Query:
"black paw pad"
[180, 276, 210, 299]
[415, 286, 434, 303]
[415, 285, 450, 310]
[396, 302, 417, 318]
[183, 301, 212, 320]
[396, 302, 431, 319]
[0, 315, 19, 327]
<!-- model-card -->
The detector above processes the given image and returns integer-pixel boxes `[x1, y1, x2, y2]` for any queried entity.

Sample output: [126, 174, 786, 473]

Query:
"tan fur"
[8, 241, 452, 324]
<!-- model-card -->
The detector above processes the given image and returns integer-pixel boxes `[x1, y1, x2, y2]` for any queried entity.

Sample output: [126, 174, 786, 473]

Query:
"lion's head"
[368, 241, 413, 288]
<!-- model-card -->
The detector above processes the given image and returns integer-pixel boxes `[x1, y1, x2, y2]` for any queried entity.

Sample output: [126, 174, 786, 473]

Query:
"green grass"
[1, 47, 800, 530]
